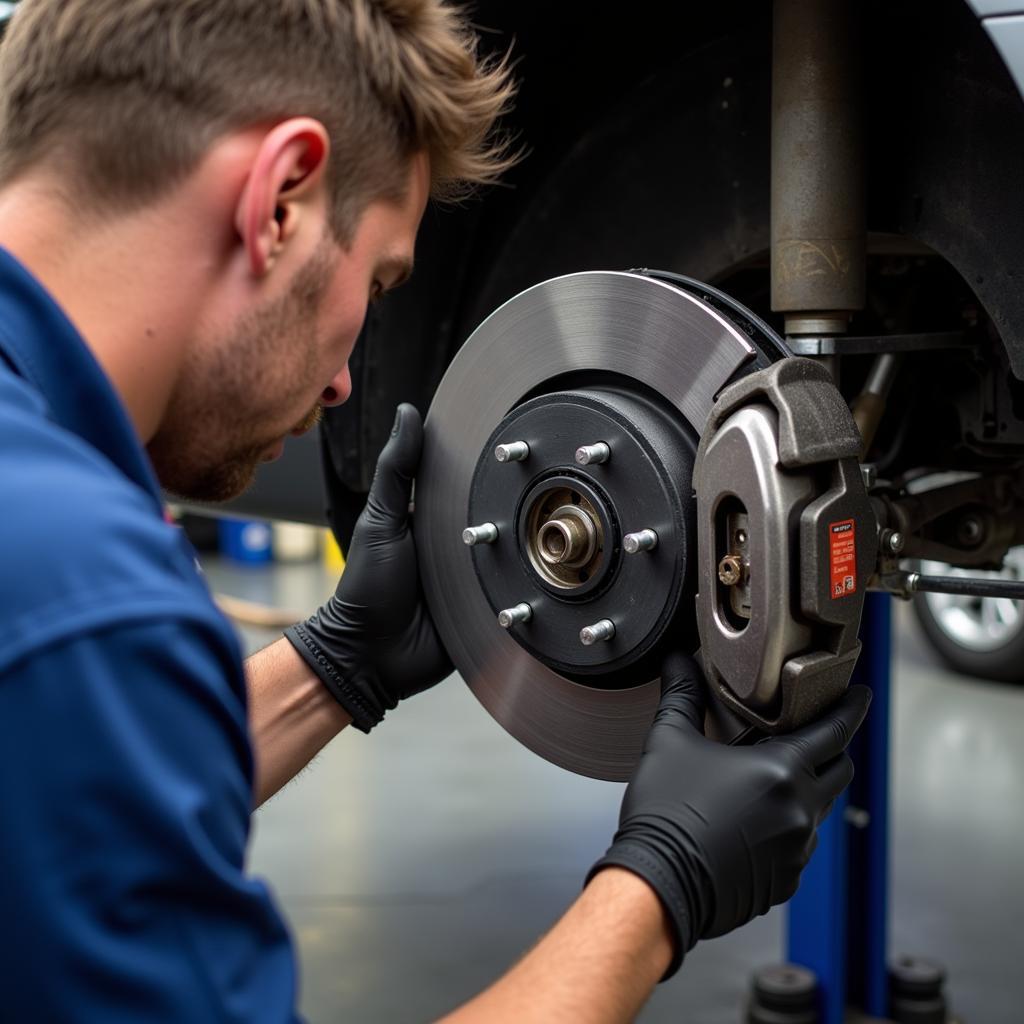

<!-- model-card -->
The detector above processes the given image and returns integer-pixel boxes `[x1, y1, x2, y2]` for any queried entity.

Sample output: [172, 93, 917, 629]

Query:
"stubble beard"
[148, 241, 334, 503]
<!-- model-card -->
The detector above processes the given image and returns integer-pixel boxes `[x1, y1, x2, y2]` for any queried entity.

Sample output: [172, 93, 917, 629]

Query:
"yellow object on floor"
[323, 530, 346, 574]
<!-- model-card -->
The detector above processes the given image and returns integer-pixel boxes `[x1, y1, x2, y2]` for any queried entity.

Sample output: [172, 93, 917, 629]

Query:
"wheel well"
[316, 0, 1024, 545]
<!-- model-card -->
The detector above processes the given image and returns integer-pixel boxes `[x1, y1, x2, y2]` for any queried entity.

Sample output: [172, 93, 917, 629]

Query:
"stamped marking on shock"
[829, 519, 857, 599]
[774, 239, 854, 282]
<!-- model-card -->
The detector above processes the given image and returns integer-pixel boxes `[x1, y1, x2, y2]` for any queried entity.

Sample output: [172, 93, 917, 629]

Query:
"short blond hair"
[0, 0, 517, 238]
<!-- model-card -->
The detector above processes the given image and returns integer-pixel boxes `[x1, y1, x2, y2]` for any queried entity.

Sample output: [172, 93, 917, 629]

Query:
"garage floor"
[204, 557, 1024, 1023]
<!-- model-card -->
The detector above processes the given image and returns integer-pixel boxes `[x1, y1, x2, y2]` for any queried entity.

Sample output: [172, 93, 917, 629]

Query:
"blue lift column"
[786, 592, 893, 1023]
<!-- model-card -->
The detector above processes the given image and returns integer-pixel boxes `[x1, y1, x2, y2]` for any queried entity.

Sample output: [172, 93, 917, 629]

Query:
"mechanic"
[0, 1, 870, 1021]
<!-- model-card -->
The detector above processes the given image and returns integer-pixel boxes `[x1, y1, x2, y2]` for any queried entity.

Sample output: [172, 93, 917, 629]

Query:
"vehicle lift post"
[786, 593, 892, 1022]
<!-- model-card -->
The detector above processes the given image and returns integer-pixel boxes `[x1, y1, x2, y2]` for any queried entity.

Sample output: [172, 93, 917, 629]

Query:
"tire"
[911, 547, 1024, 684]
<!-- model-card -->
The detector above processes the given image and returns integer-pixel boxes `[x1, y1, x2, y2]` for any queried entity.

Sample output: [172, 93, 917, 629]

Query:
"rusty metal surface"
[771, 0, 866, 318]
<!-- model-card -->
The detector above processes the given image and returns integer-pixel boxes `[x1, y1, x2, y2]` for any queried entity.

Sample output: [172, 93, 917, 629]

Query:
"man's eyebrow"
[378, 257, 414, 289]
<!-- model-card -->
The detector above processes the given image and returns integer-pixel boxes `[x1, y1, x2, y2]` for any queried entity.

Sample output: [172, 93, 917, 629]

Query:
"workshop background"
[1, 0, 1021, 1017]
[188, 512, 1024, 1024]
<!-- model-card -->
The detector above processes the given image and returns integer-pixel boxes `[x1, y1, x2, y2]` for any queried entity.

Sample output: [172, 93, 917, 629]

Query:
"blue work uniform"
[0, 249, 300, 1021]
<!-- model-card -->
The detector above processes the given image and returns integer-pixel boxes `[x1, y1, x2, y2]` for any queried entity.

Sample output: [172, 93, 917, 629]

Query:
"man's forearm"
[439, 867, 673, 1024]
[245, 638, 350, 806]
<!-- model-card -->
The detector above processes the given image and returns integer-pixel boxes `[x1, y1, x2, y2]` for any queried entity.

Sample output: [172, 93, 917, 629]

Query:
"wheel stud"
[463, 522, 499, 546]
[575, 442, 610, 466]
[495, 441, 530, 463]
[498, 603, 533, 628]
[580, 619, 616, 646]
[623, 529, 658, 554]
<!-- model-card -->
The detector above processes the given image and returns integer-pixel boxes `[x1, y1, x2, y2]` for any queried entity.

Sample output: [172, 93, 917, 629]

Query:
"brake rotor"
[415, 271, 762, 780]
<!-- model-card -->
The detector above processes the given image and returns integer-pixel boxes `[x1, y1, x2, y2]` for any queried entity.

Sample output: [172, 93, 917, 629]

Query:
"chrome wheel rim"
[921, 547, 1024, 652]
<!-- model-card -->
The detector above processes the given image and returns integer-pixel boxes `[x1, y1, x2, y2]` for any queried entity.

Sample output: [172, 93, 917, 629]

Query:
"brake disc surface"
[415, 271, 758, 780]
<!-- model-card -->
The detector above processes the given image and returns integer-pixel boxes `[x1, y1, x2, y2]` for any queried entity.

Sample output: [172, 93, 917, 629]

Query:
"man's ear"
[235, 117, 331, 277]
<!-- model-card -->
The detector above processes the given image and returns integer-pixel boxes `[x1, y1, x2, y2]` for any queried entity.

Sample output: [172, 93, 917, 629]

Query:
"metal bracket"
[786, 331, 972, 356]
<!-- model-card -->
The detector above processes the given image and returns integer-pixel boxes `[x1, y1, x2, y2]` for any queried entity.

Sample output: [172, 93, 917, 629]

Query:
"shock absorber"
[771, 0, 865, 349]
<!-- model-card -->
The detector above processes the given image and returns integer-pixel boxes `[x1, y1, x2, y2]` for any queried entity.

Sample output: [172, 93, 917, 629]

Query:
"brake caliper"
[695, 358, 878, 733]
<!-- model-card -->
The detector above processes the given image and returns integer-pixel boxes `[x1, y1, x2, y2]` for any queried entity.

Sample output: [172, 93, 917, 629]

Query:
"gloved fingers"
[815, 751, 855, 802]
[781, 684, 872, 769]
[656, 650, 706, 731]
[774, 868, 803, 907]
[365, 404, 422, 526]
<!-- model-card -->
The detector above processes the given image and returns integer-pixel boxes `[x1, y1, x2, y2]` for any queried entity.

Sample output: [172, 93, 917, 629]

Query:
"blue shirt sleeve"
[0, 617, 301, 1023]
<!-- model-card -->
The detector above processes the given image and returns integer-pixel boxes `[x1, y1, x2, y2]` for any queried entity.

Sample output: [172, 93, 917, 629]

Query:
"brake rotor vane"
[416, 270, 876, 780]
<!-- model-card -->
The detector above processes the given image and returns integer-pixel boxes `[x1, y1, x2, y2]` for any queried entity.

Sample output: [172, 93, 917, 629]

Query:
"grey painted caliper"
[695, 358, 878, 735]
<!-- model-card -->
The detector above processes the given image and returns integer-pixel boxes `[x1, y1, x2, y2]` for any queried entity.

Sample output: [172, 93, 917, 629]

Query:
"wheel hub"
[466, 387, 697, 685]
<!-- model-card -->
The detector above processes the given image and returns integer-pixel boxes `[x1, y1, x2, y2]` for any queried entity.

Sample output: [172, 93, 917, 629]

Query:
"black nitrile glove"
[285, 404, 453, 732]
[587, 652, 871, 979]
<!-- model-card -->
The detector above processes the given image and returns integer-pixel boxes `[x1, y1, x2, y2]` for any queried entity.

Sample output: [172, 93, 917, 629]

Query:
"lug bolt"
[463, 522, 498, 546]
[718, 554, 745, 587]
[495, 441, 530, 463]
[580, 619, 616, 646]
[497, 603, 533, 629]
[575, 442, 611, 466]
[623, 529, 658, 554]
[886, 530, 904, 555]
[958, 516, 983, 546]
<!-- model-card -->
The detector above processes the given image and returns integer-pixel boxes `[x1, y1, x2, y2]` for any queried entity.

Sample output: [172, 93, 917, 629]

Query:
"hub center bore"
[528, 493, 601, 585]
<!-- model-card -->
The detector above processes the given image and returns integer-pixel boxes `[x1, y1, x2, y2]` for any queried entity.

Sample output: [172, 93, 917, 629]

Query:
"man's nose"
[321, 363, 352, 407]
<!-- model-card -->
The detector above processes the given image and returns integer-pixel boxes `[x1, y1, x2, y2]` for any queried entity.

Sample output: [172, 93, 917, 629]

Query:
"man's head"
[0, 0, 515, 500]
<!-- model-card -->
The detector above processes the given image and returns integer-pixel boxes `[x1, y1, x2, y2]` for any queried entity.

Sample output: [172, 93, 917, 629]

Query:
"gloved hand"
[285, 404, 453, 732]
[587, 652, 871, 978]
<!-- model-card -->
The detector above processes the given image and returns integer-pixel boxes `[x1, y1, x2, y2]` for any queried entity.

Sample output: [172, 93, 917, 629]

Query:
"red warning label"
[829, 519, 857, 599]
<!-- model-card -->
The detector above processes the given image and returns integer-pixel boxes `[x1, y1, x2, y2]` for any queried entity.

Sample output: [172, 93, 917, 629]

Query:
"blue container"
[218, 518, 273, 564]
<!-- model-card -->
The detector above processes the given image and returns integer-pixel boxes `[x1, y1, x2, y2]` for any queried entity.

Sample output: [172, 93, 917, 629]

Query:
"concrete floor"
[205, 557, 1024, 1023]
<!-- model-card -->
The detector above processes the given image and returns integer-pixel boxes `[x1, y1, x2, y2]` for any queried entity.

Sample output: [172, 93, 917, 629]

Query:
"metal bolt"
[860, 464, 877, 490]
[463, 522, 498, 546]
[718, 554, 744, 587]
[575, 442, 611, 466]
[495, 441, 530, 463]
[497, 603, 533, 629]
[958, 516, 983, 546]
[886, 530, 904, 555]
[580, 619, 616, 646]
[623, 529, 658, 554]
